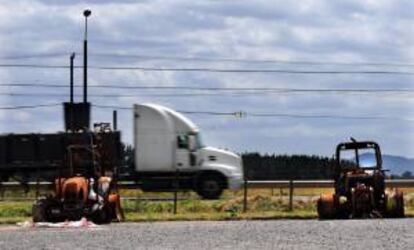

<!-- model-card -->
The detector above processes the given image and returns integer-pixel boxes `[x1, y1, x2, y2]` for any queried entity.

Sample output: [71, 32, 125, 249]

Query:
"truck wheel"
[196, 173, 225, 200]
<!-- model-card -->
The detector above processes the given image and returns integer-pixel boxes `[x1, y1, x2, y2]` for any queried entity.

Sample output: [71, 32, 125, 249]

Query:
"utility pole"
[83, 9, 91, 103]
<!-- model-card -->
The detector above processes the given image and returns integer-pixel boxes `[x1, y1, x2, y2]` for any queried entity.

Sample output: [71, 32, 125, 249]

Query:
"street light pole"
[83, 9, 91, 103]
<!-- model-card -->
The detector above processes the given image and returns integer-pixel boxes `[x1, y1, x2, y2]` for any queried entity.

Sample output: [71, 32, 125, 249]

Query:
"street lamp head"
[83, 9, 92, 18]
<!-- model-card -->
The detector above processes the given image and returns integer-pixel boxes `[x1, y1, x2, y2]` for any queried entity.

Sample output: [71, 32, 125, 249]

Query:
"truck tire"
[196, 173, 225, 200]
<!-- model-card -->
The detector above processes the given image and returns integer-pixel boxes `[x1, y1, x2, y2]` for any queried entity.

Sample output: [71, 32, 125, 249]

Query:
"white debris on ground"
[17, 217, 99, 228]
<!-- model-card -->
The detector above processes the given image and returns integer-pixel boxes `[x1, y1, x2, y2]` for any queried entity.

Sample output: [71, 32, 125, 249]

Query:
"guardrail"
[246, 179, 414, 188]
[2, 179, 414, 213]
[242, 179, 414, 212]
[1, 179, 414, 189]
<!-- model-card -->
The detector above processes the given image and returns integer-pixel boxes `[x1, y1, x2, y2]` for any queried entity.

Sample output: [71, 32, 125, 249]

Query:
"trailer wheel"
[196, 172, 225, 200]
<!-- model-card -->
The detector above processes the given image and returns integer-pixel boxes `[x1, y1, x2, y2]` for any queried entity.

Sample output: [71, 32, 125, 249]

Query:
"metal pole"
[82, 10, 91, 103]
[70, 53, 75, 103]
[83, 39, 87, 103]
[35, 168, 40, 199]
[243, 162, 248, 212]
[173, 169, 179, 214]
[113, 110, 118, 130]
[134, 189, 140, 212]
[243, 177, 248, 212]
[289, 179, 293, 211]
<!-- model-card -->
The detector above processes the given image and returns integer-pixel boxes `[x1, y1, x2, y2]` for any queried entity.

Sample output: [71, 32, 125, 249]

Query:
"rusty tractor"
[317, 139, 404, 219]
[32, 138, 124, 224]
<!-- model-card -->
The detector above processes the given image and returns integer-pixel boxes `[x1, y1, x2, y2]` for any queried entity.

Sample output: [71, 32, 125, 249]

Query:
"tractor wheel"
[389, 192, 404, 218]
[196, 173, 225, 200]
[386, 191, 405, 218]
[108, 193, 124, 222]
[91, 205, 113, 224]
[32, 198, 58, 223]
[317, 194, 337, 219]
[396, 193, 405, 218]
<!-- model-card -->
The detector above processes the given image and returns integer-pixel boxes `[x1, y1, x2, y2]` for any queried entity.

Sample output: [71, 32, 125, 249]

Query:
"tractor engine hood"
[344, 170, 382, 189]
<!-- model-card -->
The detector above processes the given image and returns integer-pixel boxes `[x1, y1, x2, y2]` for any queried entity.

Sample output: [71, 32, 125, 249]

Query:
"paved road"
[0, 219, 413, 249]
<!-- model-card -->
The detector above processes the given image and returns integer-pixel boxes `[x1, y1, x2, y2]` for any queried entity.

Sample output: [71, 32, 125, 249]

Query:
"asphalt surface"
[0, 219, 413, 250]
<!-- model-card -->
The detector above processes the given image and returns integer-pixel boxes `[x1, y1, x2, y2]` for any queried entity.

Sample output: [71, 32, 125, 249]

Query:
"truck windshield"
[340, 148, 378, 169]
[196, 133, 204, 149]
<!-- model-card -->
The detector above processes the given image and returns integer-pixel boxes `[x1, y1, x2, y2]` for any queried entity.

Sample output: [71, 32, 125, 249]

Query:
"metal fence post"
[243, 177, 248, 212]
[134, 185, 140, 212]
[35, 168, 40, 199]
[173, 169, 179, 214]
[289, 179, 293, 211]
[0, 184, 3, 201]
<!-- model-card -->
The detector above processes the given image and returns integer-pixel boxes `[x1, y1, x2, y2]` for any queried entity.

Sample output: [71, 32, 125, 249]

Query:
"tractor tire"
[196, 173, 225, 200]
[386, 191, 405, 218]
[317, 194, 337, 219]
[396, 193, 405, 218]
[91, 205, 113, 224]
[32, 199, 57, 223]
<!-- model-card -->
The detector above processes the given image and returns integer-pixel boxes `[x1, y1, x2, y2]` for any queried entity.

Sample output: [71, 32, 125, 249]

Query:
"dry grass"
[0, 187, 413, 224]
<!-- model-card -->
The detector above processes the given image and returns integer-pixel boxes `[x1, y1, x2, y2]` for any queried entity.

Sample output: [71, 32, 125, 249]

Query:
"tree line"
[242, 152, 336, 180]
[119, 147, 336, 180]
[119, 147, 412, 180]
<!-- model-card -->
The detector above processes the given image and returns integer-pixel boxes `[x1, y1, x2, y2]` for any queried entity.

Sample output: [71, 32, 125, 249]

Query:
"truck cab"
[133, 103, 243, 199]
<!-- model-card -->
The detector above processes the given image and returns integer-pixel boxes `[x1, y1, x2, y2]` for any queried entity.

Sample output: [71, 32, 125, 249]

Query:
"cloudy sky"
[0, 0, 413, 157]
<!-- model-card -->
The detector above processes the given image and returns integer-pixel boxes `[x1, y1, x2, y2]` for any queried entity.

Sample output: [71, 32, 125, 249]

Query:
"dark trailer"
[0, 130, 121, 182]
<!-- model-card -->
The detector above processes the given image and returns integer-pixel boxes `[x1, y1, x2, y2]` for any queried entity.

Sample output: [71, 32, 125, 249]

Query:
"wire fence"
[1, 179, 413, 217]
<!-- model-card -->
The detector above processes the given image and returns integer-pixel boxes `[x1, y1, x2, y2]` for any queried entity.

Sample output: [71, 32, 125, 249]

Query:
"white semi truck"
[125, 103, 244, 199]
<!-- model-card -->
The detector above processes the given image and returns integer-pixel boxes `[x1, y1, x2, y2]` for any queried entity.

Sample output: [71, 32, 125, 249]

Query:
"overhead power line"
[93, 104, 240, 116]
[0, 103, 411, 122]
[0, 103, 60, 110]
[248, 113, 414, 121]
[0, 92, 245, 98]
[1, 91, 413, 99]
[92, 104, 414, 122]
[2, 51, 414, 68]
[0, 53, 69, 60]
[90, 52, 414, 68]
[0, 63, 412, 74]
[1, 83, 414, 94]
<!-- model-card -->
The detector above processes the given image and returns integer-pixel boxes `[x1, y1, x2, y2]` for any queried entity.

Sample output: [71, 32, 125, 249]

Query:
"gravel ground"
[0, 219, 413, 250]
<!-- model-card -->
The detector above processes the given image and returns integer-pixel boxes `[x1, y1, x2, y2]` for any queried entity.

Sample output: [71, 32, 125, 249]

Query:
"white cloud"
[0, 0, 412, 156]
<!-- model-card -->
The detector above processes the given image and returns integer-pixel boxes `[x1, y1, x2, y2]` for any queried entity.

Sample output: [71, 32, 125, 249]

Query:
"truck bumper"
[228, 175, 244, 190]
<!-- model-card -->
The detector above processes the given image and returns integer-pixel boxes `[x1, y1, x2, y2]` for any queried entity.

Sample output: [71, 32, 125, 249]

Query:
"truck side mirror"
[188, 135, 196, 152]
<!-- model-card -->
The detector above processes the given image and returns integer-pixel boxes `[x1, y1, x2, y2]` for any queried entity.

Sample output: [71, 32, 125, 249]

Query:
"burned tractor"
[317, 139, 404, 219]
[32, 126, 124, 224]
